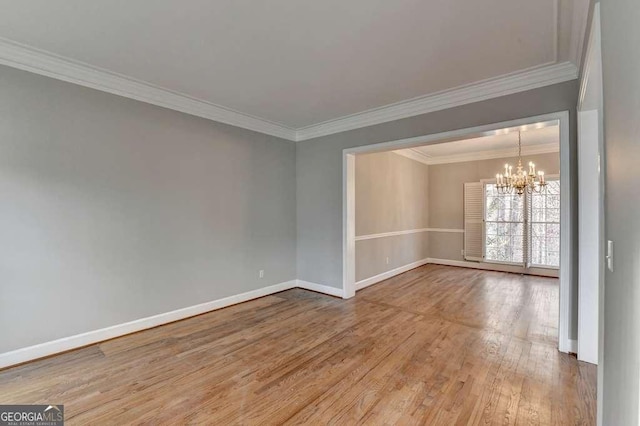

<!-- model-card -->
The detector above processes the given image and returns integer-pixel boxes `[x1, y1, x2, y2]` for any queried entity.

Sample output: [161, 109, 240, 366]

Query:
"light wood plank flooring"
[0, 264, 596, 424]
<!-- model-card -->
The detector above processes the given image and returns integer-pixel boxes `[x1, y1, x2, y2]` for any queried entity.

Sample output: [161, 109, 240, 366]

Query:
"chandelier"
[495, 131, 547, 195]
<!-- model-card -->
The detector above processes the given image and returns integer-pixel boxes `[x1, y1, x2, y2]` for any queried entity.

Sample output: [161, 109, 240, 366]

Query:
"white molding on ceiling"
[0, 0, 589, 145]
[295, 62, 578, 141]
[0, 37, 298, 141]
[394, 142, 559, 166]
[392, 148, 433, 165]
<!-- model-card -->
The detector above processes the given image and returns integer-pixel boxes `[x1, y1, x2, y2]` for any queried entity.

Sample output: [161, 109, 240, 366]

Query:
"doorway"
[343, 111, 574, 353]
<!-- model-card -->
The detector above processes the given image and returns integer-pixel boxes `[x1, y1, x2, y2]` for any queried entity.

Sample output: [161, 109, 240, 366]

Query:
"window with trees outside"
[484, 179, 560, 268]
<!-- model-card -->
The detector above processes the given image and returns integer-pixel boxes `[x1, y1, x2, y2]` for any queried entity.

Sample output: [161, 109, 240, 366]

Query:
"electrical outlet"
[461, 249, 465, 256]
[259, 270, 264, 279]
[385, 257, 390, 265]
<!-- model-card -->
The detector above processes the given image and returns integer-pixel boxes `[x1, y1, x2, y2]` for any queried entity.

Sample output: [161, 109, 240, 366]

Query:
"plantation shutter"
[464, 182, 483, 261]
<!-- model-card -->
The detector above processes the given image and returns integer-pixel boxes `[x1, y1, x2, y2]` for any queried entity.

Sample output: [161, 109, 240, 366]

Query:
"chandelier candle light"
[495, 131, 547, 195]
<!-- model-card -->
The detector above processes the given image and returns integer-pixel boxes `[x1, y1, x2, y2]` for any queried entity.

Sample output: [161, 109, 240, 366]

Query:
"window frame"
[527, 176, 560, 270]
[481, 175, 560, 270]
[481, 178, 526, 267]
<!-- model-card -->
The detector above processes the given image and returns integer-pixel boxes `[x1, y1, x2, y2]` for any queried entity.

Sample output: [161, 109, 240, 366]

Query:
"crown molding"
[0, 38, 298, 141]
[394, 142, 559, 166]
[295, 62, 577, 141]
[0, 37, 580, 144]
[392, 149, 432, 164]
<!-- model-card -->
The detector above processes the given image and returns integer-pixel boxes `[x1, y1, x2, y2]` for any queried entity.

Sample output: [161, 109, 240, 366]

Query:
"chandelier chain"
[494, 130, 547, 196]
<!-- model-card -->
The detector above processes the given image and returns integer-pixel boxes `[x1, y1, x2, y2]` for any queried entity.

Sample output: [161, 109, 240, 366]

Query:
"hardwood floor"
[0, 264, 596, 425]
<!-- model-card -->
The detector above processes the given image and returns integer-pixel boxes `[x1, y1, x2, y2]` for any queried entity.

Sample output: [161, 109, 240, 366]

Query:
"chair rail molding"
[355, 228, 464, 241]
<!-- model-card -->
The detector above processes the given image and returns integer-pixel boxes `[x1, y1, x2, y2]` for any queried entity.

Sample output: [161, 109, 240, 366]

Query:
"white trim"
[0, 37, 297, 141]
[341, 116, 563, 156]
[297, 63, 577, 141]
[343, 153, 356, 299]
[356, 258, 430, 290]
[355, 256, 560, 294]
[482, 175, 561, 271]
[0, 37, 580, 143]
[577, 5, 604, 424]
[557, 111, 572, 355]
[355, 228, 464, 241]
[568, 339, 578, 354]
[394, 142, 559, 166]
[392, 148, 433, 165]
[426, 228, 465, 233]
[425, 258, 559, 278]
[296, 279, 345, 298]
[577, 109, 600, 365]
[0, 280, 298, 370]
[343, 111, 572, 354]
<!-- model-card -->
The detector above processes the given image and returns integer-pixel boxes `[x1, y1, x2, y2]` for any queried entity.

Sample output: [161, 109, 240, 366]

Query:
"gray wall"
[601, 0, 640, 424]
[0, 65, 297, 353]
[296, 79, 579, 338]
[355, 152, 429, 281]
[428, 152, 559, 260]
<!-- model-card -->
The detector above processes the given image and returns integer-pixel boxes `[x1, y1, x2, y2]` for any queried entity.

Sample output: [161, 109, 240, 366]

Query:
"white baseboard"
[559, 338, 578, 355]
[0, 266, 566, 370]
[426, 258, 559, 278]
[356, 258, 430, 290]
[0, 280, 297, 370]
[296, 279, 344, 298]
[570, 339, 578, 354]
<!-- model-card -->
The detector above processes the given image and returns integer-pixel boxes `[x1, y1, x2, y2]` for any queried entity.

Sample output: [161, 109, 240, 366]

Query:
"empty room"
[0, 1, 638, 425]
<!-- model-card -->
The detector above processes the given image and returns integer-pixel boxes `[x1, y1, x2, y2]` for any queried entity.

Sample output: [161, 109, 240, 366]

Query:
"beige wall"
[356, 152, 429, 235]
[429, 152, 560, 261]
[355, 152, 429, 281]
[356, 233, 428, 282]
[354, 151, 559, 281]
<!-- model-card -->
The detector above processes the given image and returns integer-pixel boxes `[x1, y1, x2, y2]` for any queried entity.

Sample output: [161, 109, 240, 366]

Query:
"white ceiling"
[0, 1, 587, 140]
[394, 125, 559, 165]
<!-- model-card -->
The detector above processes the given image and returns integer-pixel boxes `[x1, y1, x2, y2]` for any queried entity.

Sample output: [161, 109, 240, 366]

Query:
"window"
[529, 180, 560, 267]
[483, 178, 559, 269]
[484, 184, 525, 264]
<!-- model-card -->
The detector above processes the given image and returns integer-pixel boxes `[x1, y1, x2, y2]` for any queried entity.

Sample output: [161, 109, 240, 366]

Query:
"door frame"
[577, 2, 604, 424]
[342, 111, 574, 353]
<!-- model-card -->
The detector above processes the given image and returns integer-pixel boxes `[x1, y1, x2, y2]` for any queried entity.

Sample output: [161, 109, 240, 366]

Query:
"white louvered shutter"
[464, 182, 483, 261]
